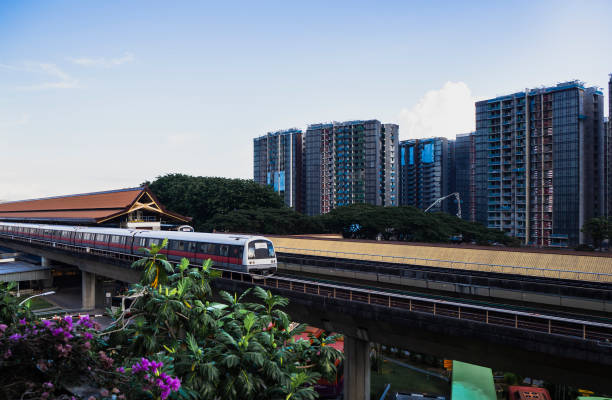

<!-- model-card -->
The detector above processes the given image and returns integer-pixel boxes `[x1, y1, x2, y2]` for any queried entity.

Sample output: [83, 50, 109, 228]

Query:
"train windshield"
[248, 240, 275, 259]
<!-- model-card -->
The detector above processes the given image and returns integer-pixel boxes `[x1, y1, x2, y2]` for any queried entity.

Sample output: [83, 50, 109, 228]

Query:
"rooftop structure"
[0, 187, 190, 230]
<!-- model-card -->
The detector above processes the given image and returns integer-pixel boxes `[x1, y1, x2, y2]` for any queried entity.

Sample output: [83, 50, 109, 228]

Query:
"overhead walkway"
[270, 236, 612, 283]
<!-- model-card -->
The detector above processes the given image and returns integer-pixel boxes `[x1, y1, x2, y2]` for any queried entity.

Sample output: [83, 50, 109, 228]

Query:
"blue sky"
[1, 1, 611, 201]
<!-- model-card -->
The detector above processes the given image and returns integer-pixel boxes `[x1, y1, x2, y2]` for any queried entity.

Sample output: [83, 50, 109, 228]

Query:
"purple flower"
[78, 315, 93, 329]
[116, 366, 125, 373]
[84, 332, 93, 340]
[0, 324, 7, 332]
[19, 318, 26, 325]
[9, 333, 23, 341]
[130, 358, 180, 399]
[42, 320, 52, 328]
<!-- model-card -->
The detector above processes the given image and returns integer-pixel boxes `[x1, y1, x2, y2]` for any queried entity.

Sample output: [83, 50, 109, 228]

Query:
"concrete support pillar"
[344, 336, 371, 400]
[40, 257, 53, 288]
[82, 271, 104, 310]
[82, 271, 96, 310]
[41, 276, 54, 288]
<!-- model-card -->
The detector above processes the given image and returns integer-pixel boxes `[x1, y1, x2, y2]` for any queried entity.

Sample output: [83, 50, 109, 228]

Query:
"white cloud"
[398, 81, 476, 140]
[16, 62, 79, 90]
[69, 52, 134, 68]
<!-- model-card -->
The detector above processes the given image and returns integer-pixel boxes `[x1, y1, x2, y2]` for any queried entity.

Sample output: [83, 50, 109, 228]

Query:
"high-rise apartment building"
[253, 129, 303, 211]
[475, 81, 605, 247]
[398, 137, 455, 213]
[303, 120, 398, 215]
[608, 74, 612, 217]
[454, 132, 476, 221]
[398, 139, 418, 207]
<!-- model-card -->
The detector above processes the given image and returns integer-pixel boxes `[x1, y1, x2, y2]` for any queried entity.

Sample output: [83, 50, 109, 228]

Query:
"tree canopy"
[147, 173, 520, 246]
[581, 217, 612, 250]
[145, 174, 286, 232]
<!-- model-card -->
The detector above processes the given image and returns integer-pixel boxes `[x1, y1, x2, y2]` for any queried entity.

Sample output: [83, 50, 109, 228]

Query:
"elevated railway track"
[3, 234, 612, 390]
[276, 251, 612, 314]
[2, 233, 612, 344]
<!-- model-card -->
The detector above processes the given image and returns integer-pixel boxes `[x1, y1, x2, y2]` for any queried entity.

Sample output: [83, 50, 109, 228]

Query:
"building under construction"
[253, 129, 303, 212]
[398, 137, 455, 214]
[303, 120, 398, 215]
[475, 81, 605, 247]
[454, 132, 476, 222]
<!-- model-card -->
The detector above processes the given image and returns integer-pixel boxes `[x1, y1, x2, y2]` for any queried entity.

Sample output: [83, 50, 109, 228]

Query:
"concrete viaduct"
[2, 237, 612, 398]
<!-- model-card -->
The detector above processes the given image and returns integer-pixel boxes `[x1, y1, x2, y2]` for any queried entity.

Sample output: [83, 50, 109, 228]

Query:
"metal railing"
[222, 269, 612, 343]
[3, 233, 612, 343]
[276, 246, 612, 283]
[127, 216, 159, 223]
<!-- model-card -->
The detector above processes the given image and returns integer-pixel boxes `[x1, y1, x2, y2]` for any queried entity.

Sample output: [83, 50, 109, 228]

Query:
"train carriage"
[75, 227, 139, 255]
[0, 222, 277, 275]
[133, 230, 276, 274]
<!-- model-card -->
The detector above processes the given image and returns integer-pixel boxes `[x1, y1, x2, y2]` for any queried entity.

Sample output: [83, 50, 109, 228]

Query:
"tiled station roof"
[0, 187, 190, 224]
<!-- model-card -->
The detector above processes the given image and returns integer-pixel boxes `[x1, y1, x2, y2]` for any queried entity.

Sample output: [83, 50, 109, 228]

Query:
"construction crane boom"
[424, 192, 462, 219]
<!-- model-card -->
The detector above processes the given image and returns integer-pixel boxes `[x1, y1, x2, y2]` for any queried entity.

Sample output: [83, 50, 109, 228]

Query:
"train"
[0, 222, 277, 275]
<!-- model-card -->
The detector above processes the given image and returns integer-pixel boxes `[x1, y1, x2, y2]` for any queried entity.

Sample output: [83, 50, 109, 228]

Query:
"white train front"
[0, 222, 277, 275]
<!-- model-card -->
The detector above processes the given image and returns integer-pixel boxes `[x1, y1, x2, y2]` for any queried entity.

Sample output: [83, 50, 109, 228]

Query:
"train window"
[149, 238, 161, 247]
[136, 238, 147, 248]
[188, 242, 197, 253]
[248, 241, 275, 259]
[219, 245, 229, 257]
[230, 245, 243, 259]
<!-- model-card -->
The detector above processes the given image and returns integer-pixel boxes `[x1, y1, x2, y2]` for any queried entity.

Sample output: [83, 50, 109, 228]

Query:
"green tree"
[145, 174, 286, 231]
[109, 241, 343, 400]
[581, 217, 610, 250]
[0, 281, 33, 325]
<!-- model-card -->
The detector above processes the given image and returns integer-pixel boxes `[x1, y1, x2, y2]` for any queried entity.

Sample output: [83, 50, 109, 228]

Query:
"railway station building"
[0, 187, 191, 230]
